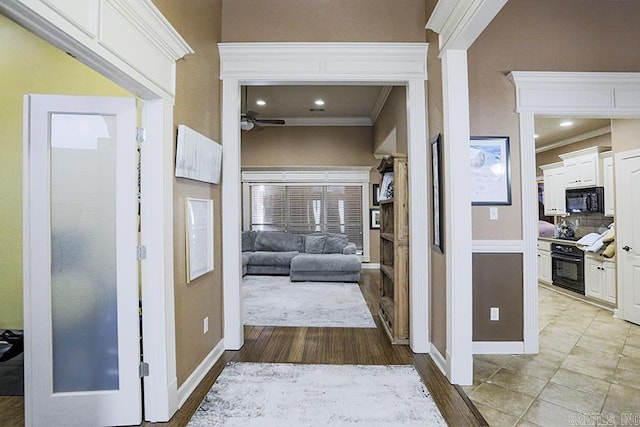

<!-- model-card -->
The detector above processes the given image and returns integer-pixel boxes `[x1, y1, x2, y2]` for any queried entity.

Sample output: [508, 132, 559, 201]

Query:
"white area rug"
[188, 362, 447, 427]
[243, 275, 376, 328]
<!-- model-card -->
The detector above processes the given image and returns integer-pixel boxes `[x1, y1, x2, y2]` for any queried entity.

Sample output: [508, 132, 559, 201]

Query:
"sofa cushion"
[323, 234, 349, 254]
[305, 234, 327, 254]
[242, 230, 257, 252]
[254, 231, 306, 252]
[249, 251, 299, 267]
[290, 253, 361, 273]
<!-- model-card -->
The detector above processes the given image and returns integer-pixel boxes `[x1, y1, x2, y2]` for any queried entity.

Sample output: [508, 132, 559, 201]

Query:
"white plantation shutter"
[249, 183, 364, 252]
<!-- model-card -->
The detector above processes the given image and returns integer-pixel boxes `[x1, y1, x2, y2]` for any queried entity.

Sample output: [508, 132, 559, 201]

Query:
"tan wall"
[425, 0, 447, 356]
[611, 119, 640, 153]
[536, 133, 612, 175]
[152, 0, 223, 387]
[373, 86, 408, 155]
[472, 254, 524, 341]
[0, 15, 132, 329]
[241, 126, 380, 262]
[467, 0, 640, 342]
[221, 0, 427, 42]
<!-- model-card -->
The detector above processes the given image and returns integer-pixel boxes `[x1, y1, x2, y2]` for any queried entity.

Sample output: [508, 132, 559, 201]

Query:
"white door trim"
[219, 42, 431, 353]
[6, 0, 193, 421]
[509, 71, 640, 355]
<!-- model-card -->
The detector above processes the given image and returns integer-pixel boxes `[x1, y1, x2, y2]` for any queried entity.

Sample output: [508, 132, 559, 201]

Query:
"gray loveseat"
[242, 230, 361, 282]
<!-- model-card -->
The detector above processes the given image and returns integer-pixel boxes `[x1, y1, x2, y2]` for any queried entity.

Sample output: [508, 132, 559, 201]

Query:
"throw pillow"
[305, 234, 327, 254]
[242, 230, 256, 252]
[323, 234, 349, 254]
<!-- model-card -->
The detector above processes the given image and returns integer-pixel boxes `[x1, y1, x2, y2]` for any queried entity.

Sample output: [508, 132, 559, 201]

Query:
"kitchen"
[536, 118, 623, 312]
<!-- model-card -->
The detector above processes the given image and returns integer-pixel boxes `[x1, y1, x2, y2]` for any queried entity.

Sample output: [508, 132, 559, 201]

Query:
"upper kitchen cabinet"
[540, 162, 567, 216]
[600, 151, 615, 217]
[560, 146, 608, 189]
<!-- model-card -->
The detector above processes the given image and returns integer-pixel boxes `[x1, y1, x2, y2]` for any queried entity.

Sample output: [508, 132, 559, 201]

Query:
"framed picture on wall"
[185, 197, 214, 282]
[370, 208, 381, 229]
[470, 136, 512, 205]
[431, 133, 444, 253]
[372, 183, 380, 206]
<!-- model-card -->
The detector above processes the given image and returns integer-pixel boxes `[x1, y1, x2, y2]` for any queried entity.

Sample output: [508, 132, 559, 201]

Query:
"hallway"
[146, 270, 485, 426]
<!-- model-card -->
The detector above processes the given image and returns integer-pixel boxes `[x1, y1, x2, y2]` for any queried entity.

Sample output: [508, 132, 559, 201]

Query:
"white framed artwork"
[175, 125, 222, 184]
[185, 197, 214, 282]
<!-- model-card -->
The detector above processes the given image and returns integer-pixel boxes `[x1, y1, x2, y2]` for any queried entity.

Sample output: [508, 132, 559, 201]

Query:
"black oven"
[551, 243, 585, 294]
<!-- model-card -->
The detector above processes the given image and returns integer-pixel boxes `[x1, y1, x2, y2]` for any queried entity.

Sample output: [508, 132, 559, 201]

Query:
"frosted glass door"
[24, 95, 140, 427]
[50, 113, 119, 393]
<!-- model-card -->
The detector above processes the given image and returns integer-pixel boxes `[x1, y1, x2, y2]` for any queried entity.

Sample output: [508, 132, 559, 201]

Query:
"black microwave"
[565, 187, 604, 213]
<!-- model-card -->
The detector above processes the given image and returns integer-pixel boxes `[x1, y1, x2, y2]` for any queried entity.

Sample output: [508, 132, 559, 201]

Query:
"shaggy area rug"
[188, 362, 447, 427]
[242, 275, 376, 328]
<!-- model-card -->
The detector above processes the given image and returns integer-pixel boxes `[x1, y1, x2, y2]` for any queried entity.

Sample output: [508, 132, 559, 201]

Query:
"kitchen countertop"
[538, 236, 579, 245]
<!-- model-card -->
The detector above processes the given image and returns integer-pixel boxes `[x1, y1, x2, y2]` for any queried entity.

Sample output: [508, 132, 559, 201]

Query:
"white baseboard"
[177, 339, 225, 408]
[472, 341, 524, 354]
[429, 343, 448, 377]
[362, 262, 380, 270]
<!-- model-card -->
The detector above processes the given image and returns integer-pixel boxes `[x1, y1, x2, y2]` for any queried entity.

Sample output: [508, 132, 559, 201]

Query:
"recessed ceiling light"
[314, 99, 325, 106]
[534, 134, 540, 139]
[560, 121, 574, 127]
[256, 99, 266, 106]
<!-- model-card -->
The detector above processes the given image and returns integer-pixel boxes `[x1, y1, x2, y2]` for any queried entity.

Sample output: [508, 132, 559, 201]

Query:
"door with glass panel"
[23, 95, 141, 426]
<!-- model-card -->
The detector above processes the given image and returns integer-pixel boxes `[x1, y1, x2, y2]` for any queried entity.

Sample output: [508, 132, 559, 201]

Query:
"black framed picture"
[431, 133, 444, 253]
[470, 136, 512, 205]
[372, 183, 380, 206]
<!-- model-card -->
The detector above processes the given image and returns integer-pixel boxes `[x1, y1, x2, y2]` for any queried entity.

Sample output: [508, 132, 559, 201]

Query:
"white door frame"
[3, 0, 193, 422]
[508, 71, 640, 352]
[219, 43, 431, 353]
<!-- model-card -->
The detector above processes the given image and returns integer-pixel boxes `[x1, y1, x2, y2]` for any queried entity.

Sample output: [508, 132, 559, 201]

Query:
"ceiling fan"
[241, 87, 285, 132]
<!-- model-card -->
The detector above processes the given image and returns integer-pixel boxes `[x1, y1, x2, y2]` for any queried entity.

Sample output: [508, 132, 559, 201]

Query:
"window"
[249, 184, 364, 252]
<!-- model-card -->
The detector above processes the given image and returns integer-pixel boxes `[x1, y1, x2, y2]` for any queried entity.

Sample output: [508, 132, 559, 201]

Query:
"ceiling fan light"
[240, 119, 254, 131]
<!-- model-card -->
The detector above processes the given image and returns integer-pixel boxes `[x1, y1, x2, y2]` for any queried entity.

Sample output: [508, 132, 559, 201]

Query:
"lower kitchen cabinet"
[538, 240, 552, 285]
[585, 253, 616, 304]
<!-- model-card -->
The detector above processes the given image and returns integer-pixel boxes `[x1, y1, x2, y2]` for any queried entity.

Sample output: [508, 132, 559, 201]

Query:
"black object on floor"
[0, 352, 24, 396]
[0, 330, 24, 396]
[0, 330, 24, 363]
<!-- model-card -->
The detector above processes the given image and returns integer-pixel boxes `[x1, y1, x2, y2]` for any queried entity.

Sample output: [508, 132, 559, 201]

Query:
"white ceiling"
[534, 117, 611, 151]
[243, 85, 389, 125]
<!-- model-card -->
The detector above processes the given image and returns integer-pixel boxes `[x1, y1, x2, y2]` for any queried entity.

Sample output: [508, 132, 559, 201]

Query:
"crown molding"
[219, 43, 429, 81]
[536, 126, 611, 154]
[370, 86, 393, 124]
[509, 71, 640, 116]
[426, 0, 508, 51]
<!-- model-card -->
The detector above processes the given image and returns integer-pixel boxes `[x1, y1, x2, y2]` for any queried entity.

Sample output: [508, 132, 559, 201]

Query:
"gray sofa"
[242, 230, 361, 282]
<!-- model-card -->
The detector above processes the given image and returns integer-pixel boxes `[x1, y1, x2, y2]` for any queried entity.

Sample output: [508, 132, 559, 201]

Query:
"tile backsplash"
[559, 212, 613, 238]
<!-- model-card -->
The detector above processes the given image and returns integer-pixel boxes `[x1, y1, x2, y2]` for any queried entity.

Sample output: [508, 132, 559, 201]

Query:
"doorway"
[219, 43, 431, 353]
[510, 71, 640, 350]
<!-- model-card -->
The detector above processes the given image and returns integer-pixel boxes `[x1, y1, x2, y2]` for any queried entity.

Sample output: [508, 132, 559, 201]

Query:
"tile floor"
[464, 285, 640, 426]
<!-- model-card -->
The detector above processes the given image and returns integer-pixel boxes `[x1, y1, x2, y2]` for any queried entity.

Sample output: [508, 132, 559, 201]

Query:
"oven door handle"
[551, 253, 583, 263]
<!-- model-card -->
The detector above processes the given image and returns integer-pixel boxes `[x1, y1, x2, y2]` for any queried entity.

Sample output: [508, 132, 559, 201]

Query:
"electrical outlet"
[489, 207, 498, 220]
[490, 307, 500, 321]
[203, 317, 209, 334]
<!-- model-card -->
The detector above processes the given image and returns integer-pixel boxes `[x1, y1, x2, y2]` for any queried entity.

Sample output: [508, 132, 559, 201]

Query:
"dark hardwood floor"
[1, 271, 487, 426]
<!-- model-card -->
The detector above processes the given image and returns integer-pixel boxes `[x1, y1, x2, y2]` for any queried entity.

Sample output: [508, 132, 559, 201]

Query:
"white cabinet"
[600, 151, 615, 217]
[541, 162, 567, 216]
[537, 240, 552, 285]
[560, 146, 607, 189]
[585, 253, 616, 304]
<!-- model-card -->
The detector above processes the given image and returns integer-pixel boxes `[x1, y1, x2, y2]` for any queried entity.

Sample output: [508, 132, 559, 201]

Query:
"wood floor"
[1, 271, 487, 426]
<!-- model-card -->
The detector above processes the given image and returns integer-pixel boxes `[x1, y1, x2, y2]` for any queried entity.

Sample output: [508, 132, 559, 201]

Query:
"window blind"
[249, 184, 363, 251]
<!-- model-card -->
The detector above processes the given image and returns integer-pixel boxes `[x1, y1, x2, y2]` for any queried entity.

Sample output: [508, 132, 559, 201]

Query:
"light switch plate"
[489, 207, 498, 220]
[490, 307, 499, 321]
